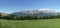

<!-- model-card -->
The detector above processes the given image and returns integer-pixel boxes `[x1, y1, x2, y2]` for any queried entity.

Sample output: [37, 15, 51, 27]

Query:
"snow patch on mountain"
[21, 8, 56, 14]
[38, 8, 55, 13]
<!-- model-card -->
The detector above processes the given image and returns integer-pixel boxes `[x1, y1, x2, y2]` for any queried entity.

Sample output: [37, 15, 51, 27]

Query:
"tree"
[6, 14, 15, 20]
[0, 13, 1, 18]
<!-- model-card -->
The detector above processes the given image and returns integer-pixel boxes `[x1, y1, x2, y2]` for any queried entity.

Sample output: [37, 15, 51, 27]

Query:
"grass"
[0, 19, 60, 28]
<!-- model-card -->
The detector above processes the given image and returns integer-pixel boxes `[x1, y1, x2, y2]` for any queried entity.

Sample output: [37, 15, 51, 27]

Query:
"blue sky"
[0, 0, 60, 13]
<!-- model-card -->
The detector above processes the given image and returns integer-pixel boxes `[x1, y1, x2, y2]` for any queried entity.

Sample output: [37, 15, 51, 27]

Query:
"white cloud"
[54, 9, 60, 12]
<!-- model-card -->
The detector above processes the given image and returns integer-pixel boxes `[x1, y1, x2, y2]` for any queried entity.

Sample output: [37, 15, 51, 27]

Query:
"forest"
[0, 14, 60, 20]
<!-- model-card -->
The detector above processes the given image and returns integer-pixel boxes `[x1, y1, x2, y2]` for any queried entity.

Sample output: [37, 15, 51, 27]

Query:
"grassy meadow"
[0, 19, 60, 28]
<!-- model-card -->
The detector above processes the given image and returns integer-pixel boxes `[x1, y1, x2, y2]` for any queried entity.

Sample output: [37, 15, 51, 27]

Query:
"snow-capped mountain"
[12, 8, 59, 16]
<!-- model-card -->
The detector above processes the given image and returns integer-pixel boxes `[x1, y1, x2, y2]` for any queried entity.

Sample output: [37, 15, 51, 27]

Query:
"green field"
[0, 19, 60, 28]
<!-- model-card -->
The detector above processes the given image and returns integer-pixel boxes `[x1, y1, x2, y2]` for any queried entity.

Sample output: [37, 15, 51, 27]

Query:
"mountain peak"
[15, 8, 56, 14]
[38, 8, 55, 13]
[12, 8, 59, 16]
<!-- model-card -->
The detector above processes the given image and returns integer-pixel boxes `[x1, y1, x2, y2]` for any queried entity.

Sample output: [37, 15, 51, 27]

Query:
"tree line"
[0, 14, 60, 20]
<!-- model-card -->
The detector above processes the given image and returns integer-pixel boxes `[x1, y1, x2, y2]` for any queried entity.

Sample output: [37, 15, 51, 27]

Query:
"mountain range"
[12, 9, 60, 16]
[0, 8, 60, 16]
